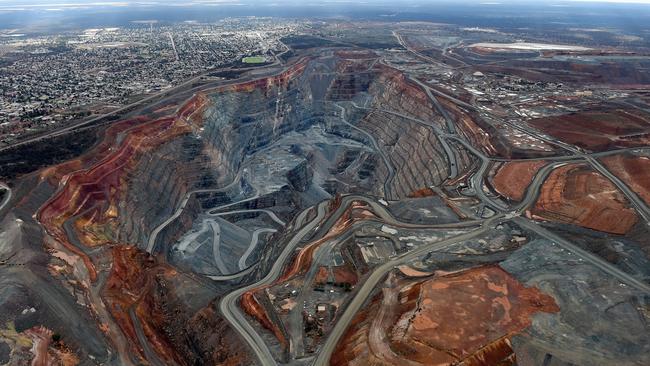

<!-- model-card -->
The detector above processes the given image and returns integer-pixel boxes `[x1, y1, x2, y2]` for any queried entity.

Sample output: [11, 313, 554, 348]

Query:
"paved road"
[410, 77, 457, 134]
[586, 156, 650, 223]
[313, 214, 505, 366]
[239, 228, 277, 270]
[444, 135, 509, 212]
[0, 54, 309, 154]
[0, 71, 207, 154]
[288, 240, 336, 359]
[209, 221, 229, 274]
[219, 202, 329, 366]
[353, 90, 507, 211]
[442, 41, 469, 68]
[148, 168, 248, 254]
[335, 103, 395, 199]
[393, 31, 450, 70]
[220, 195, 485, 365]
[370, 32, 649, 226]
[507, 119, 650, 223]
[314, 211, 650, 366]
[489, 146, 650, 163]
[348, 101, 459, 180]
[146, 188, 233, 253]
[379, 42, 650, 223]
[299, 49, 650, 365]
[208, 194, 261, 214]
[211, 209, 286, 227]
[513, 217, 650, 294]
[206, 263, 258, 281]
[0, 182, 11, 213]
[315, 68, 650, 366]
[513, 161, 575, 213]
[129, 307, 166, 366]
[20, 42, 648, 366]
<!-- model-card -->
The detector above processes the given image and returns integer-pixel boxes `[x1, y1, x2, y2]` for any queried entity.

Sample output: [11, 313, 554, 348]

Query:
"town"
[0, 18, 300, 145]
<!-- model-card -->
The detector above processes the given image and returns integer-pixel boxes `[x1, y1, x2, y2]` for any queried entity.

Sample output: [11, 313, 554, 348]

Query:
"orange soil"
[37, 116, 192, 281]
[332, 265, 558, 366]
[335, 50, 378, 59]
[278, 204, 355, 283]
[104, 245, 251, 365]
[397, 266, 558, 362]
[492, 161, 546, 201]
[314, 264, 359, 285]
[372, 64, 442, 124]
[30, 64, 309, 365]
[103, 246, 180, 364]
[212, 58, 308, 94]
[397, 265, 432, 278]
[36, 59, 310, 283]
[134, 275, 188, 365]
[407, 187, 436, 198]
[601, 154, 650, 205]
[440, 98, 498, 156]
[529, 108, 650, 151]
[40, 116, 150, 183]
[532, 163, 638, 234]
[240, 292, 288, 348]
[241, 199, 381, 347]
[24, 326, 79, 366]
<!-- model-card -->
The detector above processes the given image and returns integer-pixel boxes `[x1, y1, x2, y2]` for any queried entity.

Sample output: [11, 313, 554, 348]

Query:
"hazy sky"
[2, 0, 650, 5]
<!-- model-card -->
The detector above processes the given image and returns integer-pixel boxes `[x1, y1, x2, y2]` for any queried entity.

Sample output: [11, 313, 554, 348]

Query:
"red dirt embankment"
[240, 292, 288, 347]
[35, 90, 214, 283]
[314, 264, 359, 286]
[439, 97, 499, 156]
[529, 108, 650, 152]
[331, 265, 558, 366]
[492, 160, 546, 201]
[601, 153, 650, 206]
[214, 58, 309, 94]
[532, 163, 638, 234]
[37, 60, 310, 282]
[103, 246, 181, 364]
[34, 65, 311, 365]
[40, 116, 150, 183]
[22, 326, 79, 366]
[335, 50, 378, 59]
[105, 246, 252, 366]
[407, 187, 436, 198]
[37, 116, 190, 281]
[240, 200, 381, 349]
[372, 64, 443, 126]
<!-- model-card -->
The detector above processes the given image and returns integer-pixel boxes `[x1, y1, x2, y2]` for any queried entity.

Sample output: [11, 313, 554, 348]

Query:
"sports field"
[242, 56, 266, 63]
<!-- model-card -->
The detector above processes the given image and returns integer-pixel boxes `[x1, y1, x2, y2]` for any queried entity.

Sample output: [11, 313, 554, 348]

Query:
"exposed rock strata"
[18, 52, 485, 364]
[104, 246, 252, 365]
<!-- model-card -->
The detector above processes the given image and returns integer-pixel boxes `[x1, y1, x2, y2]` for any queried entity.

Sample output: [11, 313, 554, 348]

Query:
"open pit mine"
[2, 22, 650, 366]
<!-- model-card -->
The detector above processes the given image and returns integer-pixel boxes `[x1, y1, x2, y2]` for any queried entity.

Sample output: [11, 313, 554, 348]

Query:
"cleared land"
[532, 163, 638, 234]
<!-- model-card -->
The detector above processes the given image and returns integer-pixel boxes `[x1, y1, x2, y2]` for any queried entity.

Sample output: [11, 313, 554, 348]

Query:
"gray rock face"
[286, 160, 314, 192]
[0, 341, 10, 365]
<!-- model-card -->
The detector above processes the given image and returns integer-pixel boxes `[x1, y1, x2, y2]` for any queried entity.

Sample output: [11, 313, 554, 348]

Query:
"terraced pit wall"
[39, 60, 313, 257]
